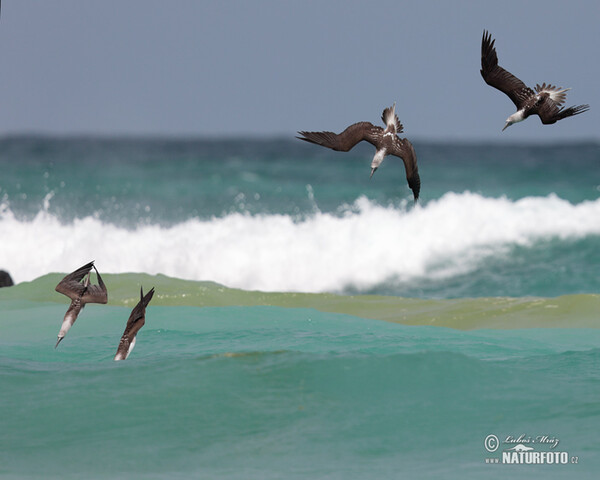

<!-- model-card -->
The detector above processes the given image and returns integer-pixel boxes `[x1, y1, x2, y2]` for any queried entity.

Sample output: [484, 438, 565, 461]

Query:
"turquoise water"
[1, 138, 599, 478]
[2, 301, 600, 479]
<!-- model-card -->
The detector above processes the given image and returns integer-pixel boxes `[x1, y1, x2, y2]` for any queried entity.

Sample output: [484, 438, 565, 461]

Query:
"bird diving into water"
[297, 103, 420, 201]
[54, 261, 108, 348]
[480, 30, 589, 131]
[114, 287, 155, 361]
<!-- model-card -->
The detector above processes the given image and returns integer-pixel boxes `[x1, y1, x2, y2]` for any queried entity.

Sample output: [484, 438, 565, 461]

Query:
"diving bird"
[114, 287, 155, 361]
[54, 261, 108, 348]
[297, 103, 420, 201]
[480, 30, 589, 131]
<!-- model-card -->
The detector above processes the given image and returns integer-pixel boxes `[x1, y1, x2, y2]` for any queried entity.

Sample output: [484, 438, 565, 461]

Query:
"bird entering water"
[297, 103, 420, 201]
[480, 30, 589, 131]
[54, 261, 108, 347]
[114, 287, 155, 361]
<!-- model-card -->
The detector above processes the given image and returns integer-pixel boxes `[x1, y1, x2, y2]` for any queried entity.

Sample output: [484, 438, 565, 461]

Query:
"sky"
[0, 0, 598, 141]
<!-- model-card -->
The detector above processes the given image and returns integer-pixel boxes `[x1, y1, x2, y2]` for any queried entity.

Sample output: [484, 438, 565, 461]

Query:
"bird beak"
[502, 122, 510, 132]
[55, 337, 64, 348]
[370, 167, 377, 179]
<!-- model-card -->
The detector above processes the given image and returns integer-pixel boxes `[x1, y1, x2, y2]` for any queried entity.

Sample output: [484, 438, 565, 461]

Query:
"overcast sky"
[0, 0, 598, 141]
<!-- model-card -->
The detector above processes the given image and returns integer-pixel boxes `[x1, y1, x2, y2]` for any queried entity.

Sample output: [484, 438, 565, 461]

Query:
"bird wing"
[480, 30, 534, 109]
[536, 99, 590, 125]
[55, 261, 94, 301]
[389, 138, 420, 201]
[297, 122, 383, 152]
[81, 265, 108, 304]
[124, 287, 155, 332]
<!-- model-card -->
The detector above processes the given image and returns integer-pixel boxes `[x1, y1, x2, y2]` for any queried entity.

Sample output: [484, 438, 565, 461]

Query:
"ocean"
[1, 136, 599, 479]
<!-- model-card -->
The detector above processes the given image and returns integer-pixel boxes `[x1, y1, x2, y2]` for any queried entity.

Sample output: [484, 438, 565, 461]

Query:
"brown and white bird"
[297, 103, 420, 201]
[481, 30, 589, 131]
[54, 261, 108, 348]
[114, 287, 155, 361]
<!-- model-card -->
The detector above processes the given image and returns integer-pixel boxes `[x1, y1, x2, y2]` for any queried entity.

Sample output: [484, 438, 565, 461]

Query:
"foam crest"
[1, 192, 599, 292]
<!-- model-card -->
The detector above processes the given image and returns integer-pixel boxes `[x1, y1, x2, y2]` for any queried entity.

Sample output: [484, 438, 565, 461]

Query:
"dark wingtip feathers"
[480, 29, 498, 77]
[143, 287, 155, 307]
[562, 104, 590, 118]
[409, 173, 421, 202]
[575, 104, 590, 114]
[296, 132, 315, 144]
[547, 104, 591, 124]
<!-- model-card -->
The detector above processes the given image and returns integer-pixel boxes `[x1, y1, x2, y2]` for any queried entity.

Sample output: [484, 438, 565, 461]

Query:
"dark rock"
[0, 270, 14, 287]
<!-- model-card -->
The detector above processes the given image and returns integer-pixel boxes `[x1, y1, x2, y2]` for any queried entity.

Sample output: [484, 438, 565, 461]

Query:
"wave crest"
[1, 192, 599, 291]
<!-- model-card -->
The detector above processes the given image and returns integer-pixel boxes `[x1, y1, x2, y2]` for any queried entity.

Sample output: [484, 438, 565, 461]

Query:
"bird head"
[503, 111, 525, 131]
[370, 167, 378, 178]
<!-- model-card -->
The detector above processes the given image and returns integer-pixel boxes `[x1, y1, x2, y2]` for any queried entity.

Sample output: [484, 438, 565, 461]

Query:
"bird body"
[114, 287, 154, 361]
[297, 103, 420, 201]
[54, 261, 108, 347]
[56, 297, 83, 344]
[480, 30, 589, 130]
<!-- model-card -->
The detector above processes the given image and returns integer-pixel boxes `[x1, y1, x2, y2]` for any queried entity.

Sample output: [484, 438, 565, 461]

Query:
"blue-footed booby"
[481, 30, 589, 131]
[114, 287, 155, 361]
[54, 261, 108, 347]
[297, 103, 420, 201]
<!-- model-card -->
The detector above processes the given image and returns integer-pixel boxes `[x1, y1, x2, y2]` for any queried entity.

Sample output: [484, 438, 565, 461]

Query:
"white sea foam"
[1, 192, 599, 292]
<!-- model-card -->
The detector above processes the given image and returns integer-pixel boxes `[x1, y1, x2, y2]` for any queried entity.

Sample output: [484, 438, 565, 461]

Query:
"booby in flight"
[297, 103, 420, 201]
[114, 287, 155, 361]
[481, 30, 589, 131]
[54, 261, 108, 348]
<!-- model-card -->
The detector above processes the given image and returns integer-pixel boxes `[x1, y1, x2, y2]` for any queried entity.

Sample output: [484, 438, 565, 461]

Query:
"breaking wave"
[1, 192, 599, 291]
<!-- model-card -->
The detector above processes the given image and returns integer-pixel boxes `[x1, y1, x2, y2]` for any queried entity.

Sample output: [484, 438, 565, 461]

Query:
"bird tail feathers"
[381, 103, 403, 134]
[535, 83, 570, 105]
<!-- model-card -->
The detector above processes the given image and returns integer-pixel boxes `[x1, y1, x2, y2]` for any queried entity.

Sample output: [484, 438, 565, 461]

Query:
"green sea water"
[3, 274, 600, 330]
[2, 276, 600, 479]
